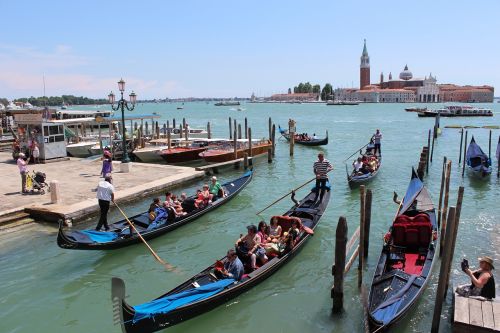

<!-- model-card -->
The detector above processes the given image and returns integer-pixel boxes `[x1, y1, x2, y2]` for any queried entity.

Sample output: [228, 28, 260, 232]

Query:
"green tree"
[321, 83, 333, 101]
[303, 82, 312, 93]
[297, 82, 305, 93]
[312, 84, 321, 94]
[293, 86, 298, 93]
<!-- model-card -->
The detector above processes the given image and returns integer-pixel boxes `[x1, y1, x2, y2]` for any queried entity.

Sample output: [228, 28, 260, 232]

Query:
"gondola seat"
[271, 215, 302, 232]
[469, 157, 482, 168]
[133, 214, 151, 228]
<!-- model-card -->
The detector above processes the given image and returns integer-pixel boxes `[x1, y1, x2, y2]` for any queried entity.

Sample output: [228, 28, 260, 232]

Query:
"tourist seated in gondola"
[194, 185, 211, 209]
[456, 256, 496, 299]
[146, 198, 169, 230]
[353, 157, 364, 174]
[148, 198, 163, 221]
[312, 133, 318, 140]
[179, 193, 187, 204]
[268, 217, 282, 240]
[235, 224, 267, 271]
[214, 249, 244, 281]
[209, 176, 224, 201]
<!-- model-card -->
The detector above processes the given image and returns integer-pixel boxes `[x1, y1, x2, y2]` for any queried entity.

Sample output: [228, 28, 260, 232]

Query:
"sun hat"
[479, 256, 495, 269]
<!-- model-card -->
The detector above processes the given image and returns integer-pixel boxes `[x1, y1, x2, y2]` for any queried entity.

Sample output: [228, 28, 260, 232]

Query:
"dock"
[0, 152, 204, 224]
[454, 289, 500, 333]
[195, 156, 253, 174]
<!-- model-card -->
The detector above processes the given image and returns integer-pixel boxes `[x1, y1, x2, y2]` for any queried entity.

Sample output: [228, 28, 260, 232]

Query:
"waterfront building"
[360, 39, 370, 90]
[333, 40, 494, 103]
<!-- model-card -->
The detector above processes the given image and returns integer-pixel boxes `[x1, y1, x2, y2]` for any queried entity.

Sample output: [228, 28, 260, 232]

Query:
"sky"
[0, 0, 499, 99]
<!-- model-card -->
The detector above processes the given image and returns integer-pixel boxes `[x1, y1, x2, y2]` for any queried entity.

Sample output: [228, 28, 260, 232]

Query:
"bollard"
[233, 129, 237, 160]
[162, 123, 167, 139]
[243, 153, 248, 169]
[458, 129, 464, 164]
[332, 216, 347, 313]
[426, 129, 431, 173]
[172, 118, 176, 128]
[363, 189, 372, 258]
[50, 180, 61, 204]
[462, 131, 468, 177]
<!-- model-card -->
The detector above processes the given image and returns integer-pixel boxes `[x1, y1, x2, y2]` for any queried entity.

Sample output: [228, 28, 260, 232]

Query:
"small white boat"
[66, 141, 98, 158]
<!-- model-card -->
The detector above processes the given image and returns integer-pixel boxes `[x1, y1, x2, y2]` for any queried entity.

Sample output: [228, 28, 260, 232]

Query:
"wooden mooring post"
[288, 119, 295, 156]
[243, 152, 249, 169]
[229, 117, 232, 139]
[431, 205, 459, 333]
[458, 129, 464, 164]
[440, 160, 452, 256]
[248, 127, 252, 161]
[437, 156, 447, 228]
[426, 129, 431, 173]
[207, 122, 211, 139]
[233, 129, 237, 160]
[271, 124, 276, 157]
[244, 117, 248, 139]
[430, 127, 436, 163]
[332, 216, 348, 313]
[238, 123, 242, 139]
[332, 187, 371, 312]
[462, 130, 468, 177]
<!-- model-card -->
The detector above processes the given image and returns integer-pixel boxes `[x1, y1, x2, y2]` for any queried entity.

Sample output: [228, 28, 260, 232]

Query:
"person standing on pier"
[17, 152, 28, 193]
[101, 151, 113, 177]
[95, 174, 115, 231]
[372, 129, 382, 156]
[313, 152, 333, 204]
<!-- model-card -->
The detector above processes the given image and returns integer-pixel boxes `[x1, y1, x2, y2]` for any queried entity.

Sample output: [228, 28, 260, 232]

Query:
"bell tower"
[360, 39, 370, 90]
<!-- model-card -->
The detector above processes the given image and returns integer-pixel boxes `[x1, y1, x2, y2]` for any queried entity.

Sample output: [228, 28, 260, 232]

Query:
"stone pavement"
[0, 152, 204, 222]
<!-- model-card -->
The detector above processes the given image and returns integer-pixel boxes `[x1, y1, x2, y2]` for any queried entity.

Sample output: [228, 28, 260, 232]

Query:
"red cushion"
[406, 228, 419, 246]
[393, 225, 406, 246]
[395, 215, 411, 224]
[413, 213, 430, 223]
[271, 216, 301, 232]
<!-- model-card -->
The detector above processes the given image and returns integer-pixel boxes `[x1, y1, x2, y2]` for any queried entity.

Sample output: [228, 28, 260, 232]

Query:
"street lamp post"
[108, 79, 137, 164]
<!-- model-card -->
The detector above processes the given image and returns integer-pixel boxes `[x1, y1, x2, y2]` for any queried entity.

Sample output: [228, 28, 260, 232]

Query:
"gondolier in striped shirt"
[313, 152, 333, 203]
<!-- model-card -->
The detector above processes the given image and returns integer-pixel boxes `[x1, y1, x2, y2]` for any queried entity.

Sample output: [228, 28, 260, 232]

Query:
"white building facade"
[416, 74, 440, 102]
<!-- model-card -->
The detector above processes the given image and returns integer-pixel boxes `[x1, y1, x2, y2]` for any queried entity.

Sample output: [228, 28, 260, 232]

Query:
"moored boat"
[57, 171, 253, 250]
[66, 141, 98, 158]
[279, 126, 328, 146]
[111, 185, 331, 333]
[368, 169, 438, 332]
[466, 136, 492, 178]
[418, 105, 493, 118]
[199, 139, 272, 163]
[404, 106, 427, 112]
[214, 101, 240, 106]
[159, 139, 223, 163]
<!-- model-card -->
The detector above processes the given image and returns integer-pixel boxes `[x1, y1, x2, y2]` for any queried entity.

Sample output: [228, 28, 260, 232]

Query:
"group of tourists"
[217, 217, 302, 280]
[352, 155, 379, 175]
[293, 133, 318, 141]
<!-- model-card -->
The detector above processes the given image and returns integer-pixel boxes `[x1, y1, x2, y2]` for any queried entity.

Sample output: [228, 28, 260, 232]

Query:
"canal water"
[1, 102, 499, 333]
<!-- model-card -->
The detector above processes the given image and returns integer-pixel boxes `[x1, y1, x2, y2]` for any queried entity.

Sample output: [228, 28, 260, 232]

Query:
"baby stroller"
[27, 171, 48, 194]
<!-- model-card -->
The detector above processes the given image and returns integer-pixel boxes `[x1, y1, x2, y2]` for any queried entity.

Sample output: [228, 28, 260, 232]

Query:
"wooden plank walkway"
[195, 157, 253, 172]
[454, 289, 500, 333]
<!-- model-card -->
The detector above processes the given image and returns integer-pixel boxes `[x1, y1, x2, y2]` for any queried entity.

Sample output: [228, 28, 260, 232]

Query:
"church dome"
[399, 65, 413, 80]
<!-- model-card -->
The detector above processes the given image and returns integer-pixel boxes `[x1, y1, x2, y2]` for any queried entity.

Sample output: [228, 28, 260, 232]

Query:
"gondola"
[465, 136, 492, 178]
[57, 171, 253, 250]
[111, 185, 331, 333]
[368, 169, 438, 332]
[347, 142, 381, 186]
[278, 126, 328, 146]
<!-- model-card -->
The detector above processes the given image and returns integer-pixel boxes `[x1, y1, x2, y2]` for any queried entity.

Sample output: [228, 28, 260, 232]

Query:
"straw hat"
[479, 256, 495, 269]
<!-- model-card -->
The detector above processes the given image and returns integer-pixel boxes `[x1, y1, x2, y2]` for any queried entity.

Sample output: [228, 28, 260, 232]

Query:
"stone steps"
[0, 211, 35, 230]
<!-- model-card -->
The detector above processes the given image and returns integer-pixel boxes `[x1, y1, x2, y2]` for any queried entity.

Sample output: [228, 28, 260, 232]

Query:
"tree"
[297, 83, 305, 93]
[293, 86, 298, 93]
[288, 88, 292, 94]
[303, 82, 312, 93]
[312, 84, 321, 94]
[321, 83, 333, 101]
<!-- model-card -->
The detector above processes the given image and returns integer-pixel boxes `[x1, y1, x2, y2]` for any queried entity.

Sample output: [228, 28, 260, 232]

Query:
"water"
[1, 102, 499, 333]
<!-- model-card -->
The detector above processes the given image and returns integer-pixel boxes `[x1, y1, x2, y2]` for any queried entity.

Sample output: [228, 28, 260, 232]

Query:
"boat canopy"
[132, 279, 234, 323]
[466, 136, 488, 161]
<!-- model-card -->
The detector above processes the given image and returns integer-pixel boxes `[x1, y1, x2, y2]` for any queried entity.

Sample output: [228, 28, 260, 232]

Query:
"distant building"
[334, 40, 494, 103]
[439, 84, 494, 103]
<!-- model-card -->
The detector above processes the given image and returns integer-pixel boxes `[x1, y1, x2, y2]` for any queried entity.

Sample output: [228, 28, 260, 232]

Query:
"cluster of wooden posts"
[330, 156, 467, 332]
[417, 129, 434, 179]
[331, 185, 372, 313]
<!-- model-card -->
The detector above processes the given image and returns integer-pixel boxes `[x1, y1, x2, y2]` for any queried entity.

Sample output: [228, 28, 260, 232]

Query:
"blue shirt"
[224, 257, 244, 281]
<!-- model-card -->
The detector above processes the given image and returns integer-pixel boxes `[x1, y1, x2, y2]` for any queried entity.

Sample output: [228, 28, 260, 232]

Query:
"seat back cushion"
[393, 225, 406, 246]
[406, 228, 419, 247]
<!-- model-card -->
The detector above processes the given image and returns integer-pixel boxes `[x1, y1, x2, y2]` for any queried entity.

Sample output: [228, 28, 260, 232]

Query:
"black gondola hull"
[113, 190, 331, 333]
[58, 171, 253, 250]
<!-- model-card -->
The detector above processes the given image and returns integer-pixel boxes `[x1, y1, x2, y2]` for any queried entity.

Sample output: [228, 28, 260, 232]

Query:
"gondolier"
[372, 129, 382, 156]
[96, 174, 115, 231]
[313, 152, 333, 203]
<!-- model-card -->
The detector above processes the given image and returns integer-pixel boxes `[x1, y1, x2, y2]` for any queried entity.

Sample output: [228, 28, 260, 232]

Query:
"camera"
[461, 258, 469, 272]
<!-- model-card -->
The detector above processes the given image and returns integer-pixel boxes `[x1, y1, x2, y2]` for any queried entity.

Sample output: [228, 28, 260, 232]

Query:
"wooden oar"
[256, 170, 332, 215]
[114, 202, 174, 271]
[343, 142, 369, 162]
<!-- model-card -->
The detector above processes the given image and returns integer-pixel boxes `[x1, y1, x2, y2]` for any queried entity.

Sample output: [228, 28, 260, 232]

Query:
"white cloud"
[0, 44, 187, 98]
